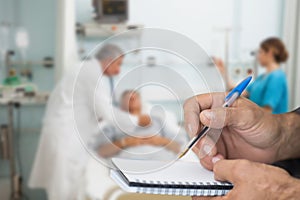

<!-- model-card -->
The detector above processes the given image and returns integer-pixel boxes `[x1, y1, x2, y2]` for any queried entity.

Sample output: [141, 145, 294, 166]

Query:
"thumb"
[200, 107, 243, 129]
[213, 159, 241, 183]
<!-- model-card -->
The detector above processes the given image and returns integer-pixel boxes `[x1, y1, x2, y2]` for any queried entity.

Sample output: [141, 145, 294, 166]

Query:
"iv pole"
[7, 101, 23, 200]
[213, 27, 232, 91]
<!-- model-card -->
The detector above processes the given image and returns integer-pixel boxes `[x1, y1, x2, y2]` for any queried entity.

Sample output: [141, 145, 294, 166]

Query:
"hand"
[184, 92, 282, 170]
[193, 159, 300, 200]
[212, 57, 237, 90]
[138, 114, 152, 127]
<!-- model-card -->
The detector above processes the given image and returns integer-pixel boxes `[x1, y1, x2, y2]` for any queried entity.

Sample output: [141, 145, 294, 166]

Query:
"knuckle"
[224, 108, 231, 122]
[244, 109, 254, 119]
[200, 160, 213, 171]
[232, 159, 250, 177]
[231, 165, 240, 178]
[214, 161, 222, 174]
[214, 109, 226, 128]
[238, 159, 251, 168]
[183, 98, 193, 110]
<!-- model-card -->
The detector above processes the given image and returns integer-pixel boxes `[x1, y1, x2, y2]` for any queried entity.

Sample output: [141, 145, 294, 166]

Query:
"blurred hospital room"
[0, 0, 300, 199]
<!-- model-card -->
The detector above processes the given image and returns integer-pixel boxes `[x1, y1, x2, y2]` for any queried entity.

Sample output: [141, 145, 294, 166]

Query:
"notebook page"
[112, 158, 218, 184]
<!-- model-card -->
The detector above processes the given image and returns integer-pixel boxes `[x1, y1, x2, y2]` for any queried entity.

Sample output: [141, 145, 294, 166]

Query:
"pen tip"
[178, 149, 188, 159]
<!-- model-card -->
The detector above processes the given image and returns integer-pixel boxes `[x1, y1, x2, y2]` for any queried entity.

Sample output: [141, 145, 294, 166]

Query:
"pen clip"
[225, 76, 252, 101]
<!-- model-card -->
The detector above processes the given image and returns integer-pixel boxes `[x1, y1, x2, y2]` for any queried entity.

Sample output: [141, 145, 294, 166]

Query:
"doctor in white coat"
[28, 44, 151, 200]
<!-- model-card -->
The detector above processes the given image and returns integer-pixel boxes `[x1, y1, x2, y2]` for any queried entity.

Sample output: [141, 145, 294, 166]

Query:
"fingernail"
[212, 156, 220, 164]
[203, 111, 214, 120]
[203, 144, 212, 155]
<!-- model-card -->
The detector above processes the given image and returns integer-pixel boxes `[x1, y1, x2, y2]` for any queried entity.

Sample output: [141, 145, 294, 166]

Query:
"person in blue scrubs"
[214, 37, 289, 114]
[246, 69, 288, 114]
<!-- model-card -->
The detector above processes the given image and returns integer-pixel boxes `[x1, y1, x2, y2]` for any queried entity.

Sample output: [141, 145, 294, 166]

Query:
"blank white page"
[112, 158, 218, 184]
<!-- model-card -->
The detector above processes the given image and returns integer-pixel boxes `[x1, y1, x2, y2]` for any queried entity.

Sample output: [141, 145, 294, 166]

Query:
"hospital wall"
[77, 0, 284, 84]
[76, 0, 284, 60]
[0, 0, 285, 199]
[0, 0, 56, 199]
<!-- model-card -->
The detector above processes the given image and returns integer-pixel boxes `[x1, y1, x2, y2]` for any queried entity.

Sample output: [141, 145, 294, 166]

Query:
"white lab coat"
[28, 58, 138, 200]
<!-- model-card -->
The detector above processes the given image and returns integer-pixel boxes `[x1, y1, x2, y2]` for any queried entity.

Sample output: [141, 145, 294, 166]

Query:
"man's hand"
[193, 159, 300, 200]
[184, 93, 282, 170]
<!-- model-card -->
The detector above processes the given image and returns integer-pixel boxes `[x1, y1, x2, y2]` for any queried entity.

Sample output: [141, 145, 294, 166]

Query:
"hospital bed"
[78, 151, 198, 200]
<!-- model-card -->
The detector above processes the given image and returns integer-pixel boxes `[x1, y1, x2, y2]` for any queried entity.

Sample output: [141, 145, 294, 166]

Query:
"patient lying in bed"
[95, 90, 186, 160]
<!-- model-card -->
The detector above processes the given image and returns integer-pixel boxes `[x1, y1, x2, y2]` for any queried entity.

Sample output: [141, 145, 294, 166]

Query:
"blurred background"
[0, 0, 299, 199]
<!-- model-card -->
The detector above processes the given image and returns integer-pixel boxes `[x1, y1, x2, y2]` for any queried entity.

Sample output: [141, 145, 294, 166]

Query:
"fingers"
[200, 107, 231, 129]
[200, 153, 224, 171]
[184, 93, 226, 137]
[191, 135, 225, 171]
[193, 136, 217, 170]
[184, 96, 202, 137]
[213, 159, 235, 182]
[196, 135, 217, 157]
[184, 92, 257, 135]
[200, 105, 253, 129]
[192, 196, 224, 200]
[213, 159, 248, 183]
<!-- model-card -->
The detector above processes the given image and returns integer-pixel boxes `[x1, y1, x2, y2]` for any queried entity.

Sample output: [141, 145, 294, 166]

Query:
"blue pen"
[178, 76, 252, 159]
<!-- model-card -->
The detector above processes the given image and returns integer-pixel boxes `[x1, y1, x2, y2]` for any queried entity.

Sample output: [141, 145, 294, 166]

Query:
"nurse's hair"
[95, 44, 123, 61]
[260, 37, 289, 64]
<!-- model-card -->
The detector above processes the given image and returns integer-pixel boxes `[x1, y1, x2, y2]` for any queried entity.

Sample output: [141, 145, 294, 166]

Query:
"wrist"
[275, 112, 300, 161]
[271, 114, 285, 161]
[257, 112, 283, 163]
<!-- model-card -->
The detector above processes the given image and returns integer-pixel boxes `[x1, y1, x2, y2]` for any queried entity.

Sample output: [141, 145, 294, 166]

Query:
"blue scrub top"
[247, 69, 288, 114]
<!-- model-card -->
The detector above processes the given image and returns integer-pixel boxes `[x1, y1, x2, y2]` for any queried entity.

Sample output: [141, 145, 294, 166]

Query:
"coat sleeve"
[80, 60, 138, 134]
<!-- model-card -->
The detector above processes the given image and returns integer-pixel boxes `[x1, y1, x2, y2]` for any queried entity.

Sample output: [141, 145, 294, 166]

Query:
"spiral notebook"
[110, 158, 233, 196]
